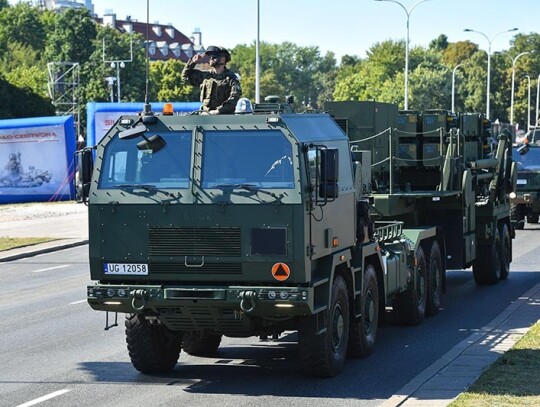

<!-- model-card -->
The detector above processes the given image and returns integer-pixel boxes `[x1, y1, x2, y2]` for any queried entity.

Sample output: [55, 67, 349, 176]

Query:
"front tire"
[125, 314, 182, 373]
[298, 275, 350, 377]
[182, 331, 222, 356]
[348, 264, 379, 358]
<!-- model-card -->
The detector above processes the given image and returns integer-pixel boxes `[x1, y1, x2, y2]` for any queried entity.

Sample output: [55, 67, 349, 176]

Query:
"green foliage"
[0, 2, 46, 51]
[149, 59, 198, 102]
[0, 74, 55, 119]
[230, 41, 337, 107]
[44, 7, 97, 64]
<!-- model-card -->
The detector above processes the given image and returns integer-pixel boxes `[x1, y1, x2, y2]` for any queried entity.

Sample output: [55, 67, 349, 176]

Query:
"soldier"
[181, 45, 242, 115]
[1, 153, 23, 185]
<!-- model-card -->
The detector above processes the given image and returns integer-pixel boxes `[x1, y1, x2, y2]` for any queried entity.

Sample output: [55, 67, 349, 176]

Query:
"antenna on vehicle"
[141, 0, 156, 124]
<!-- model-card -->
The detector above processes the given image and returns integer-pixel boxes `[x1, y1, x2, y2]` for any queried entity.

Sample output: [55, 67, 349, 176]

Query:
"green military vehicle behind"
[77, 99, 514, 377]
[511, 128, 540, 229]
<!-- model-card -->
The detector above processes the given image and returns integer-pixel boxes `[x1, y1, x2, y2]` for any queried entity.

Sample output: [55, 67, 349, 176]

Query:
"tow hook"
[131, 289, 147, 311]
[239, 290, 258, 313]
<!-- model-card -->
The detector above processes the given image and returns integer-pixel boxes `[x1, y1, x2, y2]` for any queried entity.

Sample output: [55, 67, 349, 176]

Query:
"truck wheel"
[393, 246, 427, 325]
[298, 275, 350, 377]
[500, 224, 511, 280]
[472, 232, 501, 285]
[125, 314, 182, 373]
[182, 331, 222, 356]
[426, 241, 443, 317]
[527, 213, 539, 224]
[511, 204, 524, 230]
[348, 264, 379, 358]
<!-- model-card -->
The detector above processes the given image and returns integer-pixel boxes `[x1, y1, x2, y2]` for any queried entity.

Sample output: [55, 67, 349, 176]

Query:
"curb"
[0, 239, 89, 262]
[381, 282, 540, 407]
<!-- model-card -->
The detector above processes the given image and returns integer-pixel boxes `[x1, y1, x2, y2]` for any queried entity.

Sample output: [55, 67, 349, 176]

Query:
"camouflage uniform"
[182, 58, 242, 114]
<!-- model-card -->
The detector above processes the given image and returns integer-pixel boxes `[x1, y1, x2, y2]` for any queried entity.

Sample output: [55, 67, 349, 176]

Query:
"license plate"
[104, 263, 149, 275]
[517, 179, 527, 185]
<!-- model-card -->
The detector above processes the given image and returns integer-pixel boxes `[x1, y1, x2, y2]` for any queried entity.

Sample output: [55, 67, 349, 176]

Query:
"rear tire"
[392, 246, 427, 325]
[348, 264, 379, 358]
[500, 224, 511, 280]
[125, 314, 182, 373]
[182, 331, 222, 356]
[298, 275, 349, 377]
[426, 241, 443, 317]
[473, 231, 501, 285]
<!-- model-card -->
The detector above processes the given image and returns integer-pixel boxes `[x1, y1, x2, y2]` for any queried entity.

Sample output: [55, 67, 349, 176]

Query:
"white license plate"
[104, 263, 149, 275]
[517, 179, 527, 185]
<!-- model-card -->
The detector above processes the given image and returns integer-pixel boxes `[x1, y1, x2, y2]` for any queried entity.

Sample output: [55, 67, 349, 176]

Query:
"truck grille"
[150, 262, 242, 274]
[157, 307, 248, 332]
[149, 227, 241, 257]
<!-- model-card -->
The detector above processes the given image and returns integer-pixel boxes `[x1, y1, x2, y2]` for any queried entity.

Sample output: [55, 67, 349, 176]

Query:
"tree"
[442, 41, 479, 67]
[149, 59, 198, 102]
[0, 74, 55, 119]
[0, 2, 46, 52]
[429, 34, 449, 52]
[230, 41, 336, 108]
[45, 7, 97, 64]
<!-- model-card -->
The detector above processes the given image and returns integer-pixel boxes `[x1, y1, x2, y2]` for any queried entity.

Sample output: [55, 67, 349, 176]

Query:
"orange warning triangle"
[272, 263, 290, 281]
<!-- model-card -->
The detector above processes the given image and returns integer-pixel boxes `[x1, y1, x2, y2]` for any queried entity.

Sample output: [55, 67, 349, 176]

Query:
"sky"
[84, 0, 540, 62]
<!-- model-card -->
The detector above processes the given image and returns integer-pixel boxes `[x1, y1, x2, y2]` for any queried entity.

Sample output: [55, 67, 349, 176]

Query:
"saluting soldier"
[181, 45, 242, 115]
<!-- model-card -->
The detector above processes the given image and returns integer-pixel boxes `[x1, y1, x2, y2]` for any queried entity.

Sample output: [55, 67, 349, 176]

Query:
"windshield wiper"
[213, 183, 282, 199]
[114, 183, 181, 199]
[115, 183, 158, 192]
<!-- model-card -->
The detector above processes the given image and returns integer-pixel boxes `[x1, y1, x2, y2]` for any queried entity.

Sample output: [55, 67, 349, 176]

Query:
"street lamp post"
[463, 27, 518, 119]
[536, 74, 540, 127]
[255, 0, 260, 103]
[526, 75, 531, 129]
[451, 63, 465, 113]
[375, 0, 431, 110]
[510, 51, 533, 125]
[103, 37, 133, 102]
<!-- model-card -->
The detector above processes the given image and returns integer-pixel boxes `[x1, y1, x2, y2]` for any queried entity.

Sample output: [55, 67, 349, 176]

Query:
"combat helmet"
[205, 45, 231, 62]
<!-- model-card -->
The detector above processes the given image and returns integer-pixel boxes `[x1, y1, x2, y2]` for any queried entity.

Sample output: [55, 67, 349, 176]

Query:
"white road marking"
[16, 389, 71, 407]
[32, 265, 70, 273]
[69, 300, 87, 305]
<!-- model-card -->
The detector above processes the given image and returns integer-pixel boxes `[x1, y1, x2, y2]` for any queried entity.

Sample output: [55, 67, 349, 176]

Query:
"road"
[1, 227, 539, 407]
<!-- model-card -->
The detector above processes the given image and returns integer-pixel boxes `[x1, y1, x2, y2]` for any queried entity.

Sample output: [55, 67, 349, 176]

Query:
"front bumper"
[87, 283, 314, 332]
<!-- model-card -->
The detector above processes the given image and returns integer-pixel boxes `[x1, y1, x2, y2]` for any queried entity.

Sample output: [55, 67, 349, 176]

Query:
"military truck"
[77, 99, 514, 377]
[511, 129, 540, 229]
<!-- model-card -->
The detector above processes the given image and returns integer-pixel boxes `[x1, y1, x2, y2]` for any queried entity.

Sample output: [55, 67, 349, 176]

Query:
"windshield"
[512, 146, 540, 171]
[201, 130, 295, 189]
[98, 131, 192, 189]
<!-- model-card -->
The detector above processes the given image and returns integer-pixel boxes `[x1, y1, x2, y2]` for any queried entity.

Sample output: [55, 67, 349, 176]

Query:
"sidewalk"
[381, 282, 540, 406]
[0, 201, 88, 262]
[0, 202, 539, 405]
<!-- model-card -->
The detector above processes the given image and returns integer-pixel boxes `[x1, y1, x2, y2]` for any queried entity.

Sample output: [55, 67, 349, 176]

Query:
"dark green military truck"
[511, 131, 540, 229]
[77, 100, 514, 377]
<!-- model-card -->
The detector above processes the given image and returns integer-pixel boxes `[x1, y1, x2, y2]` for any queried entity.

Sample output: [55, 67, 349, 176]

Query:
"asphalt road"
[1, 228, 540, 407]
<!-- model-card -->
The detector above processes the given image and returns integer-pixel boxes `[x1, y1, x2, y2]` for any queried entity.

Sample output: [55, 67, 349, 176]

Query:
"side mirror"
[119, 125, 166, 153]
[75, 147, 94, 203]
[319, 147, 339, 199]
[517, 143, 529, 155]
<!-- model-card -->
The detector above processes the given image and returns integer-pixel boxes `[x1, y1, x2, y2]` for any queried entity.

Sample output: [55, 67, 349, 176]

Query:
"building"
[41, 0, 93, 13]
[39, 1, 203, 62]
[97, 12, 203, 63]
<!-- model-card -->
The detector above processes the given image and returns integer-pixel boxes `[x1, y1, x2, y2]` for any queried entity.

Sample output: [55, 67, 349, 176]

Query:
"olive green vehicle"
[77, 100, 514, 377]
[511, 131, 540, 229]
